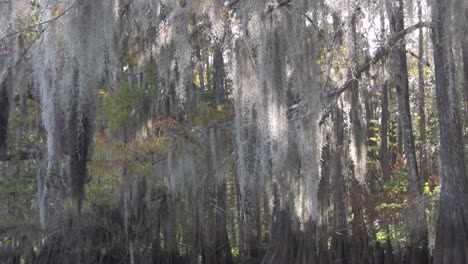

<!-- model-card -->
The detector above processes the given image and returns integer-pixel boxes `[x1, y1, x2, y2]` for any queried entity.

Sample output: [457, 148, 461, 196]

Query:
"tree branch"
[327, 21, 431, 98]
[1, 1, 76, 41]
[304, 13, 328, 42]
[407, 49, 431, 67]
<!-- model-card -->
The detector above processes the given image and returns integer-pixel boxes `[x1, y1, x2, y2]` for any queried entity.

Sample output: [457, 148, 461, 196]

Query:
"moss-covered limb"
[328, 21, 431, 98]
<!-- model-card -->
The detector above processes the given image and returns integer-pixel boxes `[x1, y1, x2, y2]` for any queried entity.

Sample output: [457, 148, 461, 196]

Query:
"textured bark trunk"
[204, 188, 217, 264]
[242, 189, 261, 262]
[389, 114, 399, 168]
[347, 9, 367, 185]
[68, 68, 94, 264]
[204, 136, 218, 264]
[374, 241, 385, 264]
[161, 193, 179, 264]
[318, 140, 331, 264]
[0, 76, 9, 160]
[384, 237, 395, 264]
[417, 0, 428, 184]
[213, 44, 225, 106]
[346, 11, 371, 264]
[233, 165, 245, 255]
[192, 193, 203, 260]
[261, 185, 319, 264]
[262, 190, 271, 245]
[431, 0, 468, 263]
[69, 111, 90, 209]
[349, 180, 370, 264]
[463, 4, 468, 120]
[381, 82, 391, 182]
[260, 204, 296, 264]
[204, 180, 234, 264]
[195, 35, 206, 104]
[331, 102, 349, 264]
[206, 47, 233, 263]
[214, 182, 234, 264]
[365, 81, 379, 240]
[151, 217, 162, 263]
[387, 1, 428, 261]
[228, 176, 238, 250]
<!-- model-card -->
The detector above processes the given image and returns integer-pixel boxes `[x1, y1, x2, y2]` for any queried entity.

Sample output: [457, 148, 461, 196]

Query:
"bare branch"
[304, 14, 326, 42]
[1, 1, 76, 41]
[407, 49, 431, 67]
[327, 21, 431, 98]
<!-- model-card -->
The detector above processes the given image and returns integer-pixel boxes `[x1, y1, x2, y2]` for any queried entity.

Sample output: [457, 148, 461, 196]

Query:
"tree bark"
[431, 0, 468, 263]
[0, 75, 9, 160]
[463, 3, 468, 120]
[347, 9, 367, 185]
[417, 0, 428, 184]
[261, 184, 320, 264]
[213, 43, 225, 106]
[260, 185, 297, 264]
[387, 1, 428, 261]
[242, 188, 261, 262]
[318, 138, 332, 264]
[204, 129, 234, 264]
[381, 81, 391, 182]
[214, 182, 234, 264]
[331, 102, 349, 264]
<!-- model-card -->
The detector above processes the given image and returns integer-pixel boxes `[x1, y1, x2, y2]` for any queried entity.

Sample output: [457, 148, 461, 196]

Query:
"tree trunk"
[417, 0, 428, 184]
[462, 3, 468, 123]
[204, 128, 234, 264]
[431, 0, 468, 263]
[242, 188, 261, 262]
[261, 184, 320, 264]
[213, 43, 225, 106]
[214, 182, 234, 264]
[208, 45, 233, 263]
[233, 165, 245, 256]
[260, 186, 297, 264]
[347, 10, 367, 185]
[387, 1, 428, 261]
[349, 179, 370, 264]
[331, 102, 349, 264]
[151, 215, 162, 263]
[365, 83, 380, 240]
[0, 75, 9, 160]
[318, 138, 331, 264]
[381, 81, 391, 182]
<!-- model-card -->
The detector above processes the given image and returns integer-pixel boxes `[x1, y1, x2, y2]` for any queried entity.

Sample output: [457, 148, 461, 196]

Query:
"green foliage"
[423, 181, 440, 196]
[383, 169, 408, 195]
[231, 247, 240, 258]
[101, 83, 144, 129]
[375, 201, 407, 213]
[0, 177, 34, 195]
[375, 225, 407, 245]
[100, 71, 157, 129]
